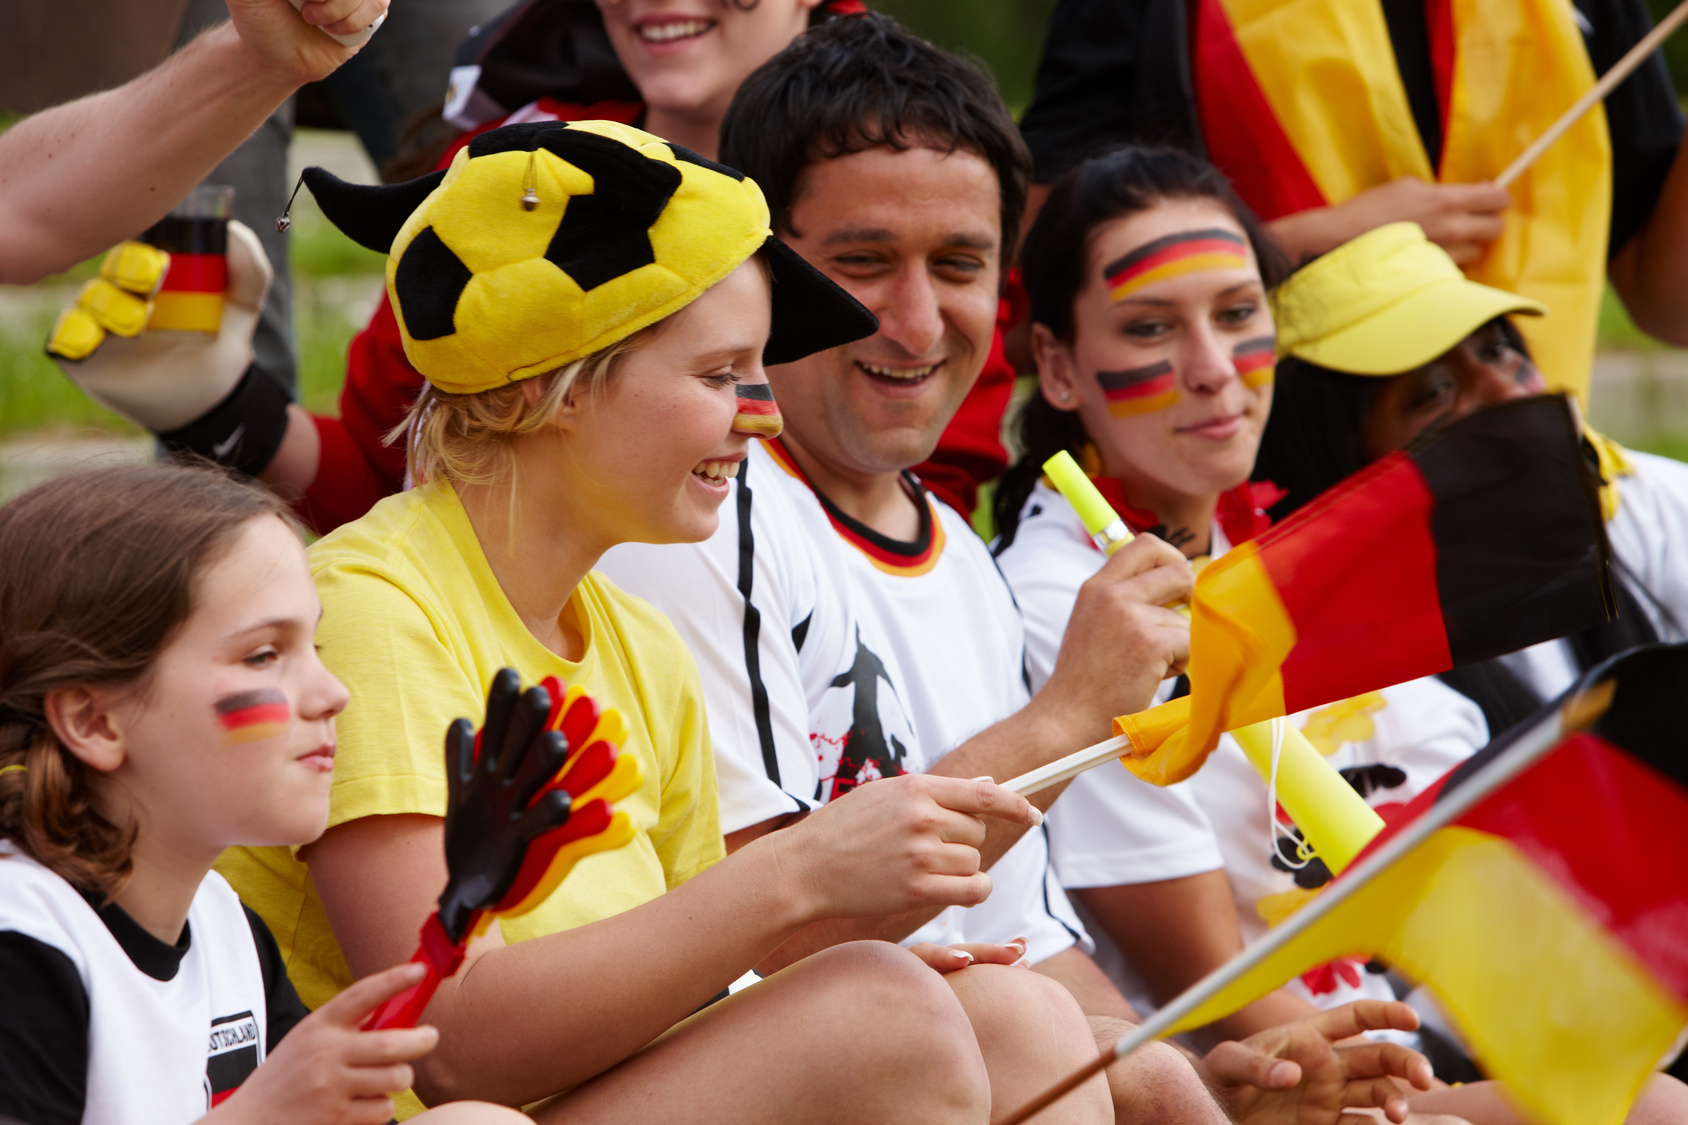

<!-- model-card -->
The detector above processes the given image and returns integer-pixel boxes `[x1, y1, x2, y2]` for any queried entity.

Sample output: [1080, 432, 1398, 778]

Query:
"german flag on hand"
[1155, 645, 1688, 1125]
[1118, 395, 1611, 784]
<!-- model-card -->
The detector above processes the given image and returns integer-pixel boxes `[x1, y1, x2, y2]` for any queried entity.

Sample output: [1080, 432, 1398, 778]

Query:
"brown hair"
[0, 462, 296, 899]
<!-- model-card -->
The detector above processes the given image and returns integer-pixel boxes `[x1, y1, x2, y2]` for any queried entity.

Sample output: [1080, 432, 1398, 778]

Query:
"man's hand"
[227, 0, 389, 84]
[1196, 1000, 1435, 1125]
[1269, 177, 1509, 266]
[1036, 534, 1192, 745]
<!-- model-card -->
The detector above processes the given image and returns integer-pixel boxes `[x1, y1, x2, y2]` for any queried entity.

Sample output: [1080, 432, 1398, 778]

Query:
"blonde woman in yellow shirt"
[219, 122, 1112, 1123]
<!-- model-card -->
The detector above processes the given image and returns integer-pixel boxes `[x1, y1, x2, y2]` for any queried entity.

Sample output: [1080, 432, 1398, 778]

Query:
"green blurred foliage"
[871, 0, 1060, 115]
[1645, 0, 1688, 94]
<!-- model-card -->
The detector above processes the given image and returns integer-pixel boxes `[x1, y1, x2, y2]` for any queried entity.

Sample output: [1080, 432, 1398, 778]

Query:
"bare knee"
[1104, 1039, 1226, 1125]
[410, 1101, 531, 1124]
[787, 942, 991, 1121]
[946, 964, 1111, 1124]
[1627, 1073, 1688, 1125]
[948, 963, 1095, 1063]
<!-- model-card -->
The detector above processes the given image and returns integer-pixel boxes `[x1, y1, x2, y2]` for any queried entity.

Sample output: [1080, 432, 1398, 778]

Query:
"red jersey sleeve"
[295, 295, 416, 533]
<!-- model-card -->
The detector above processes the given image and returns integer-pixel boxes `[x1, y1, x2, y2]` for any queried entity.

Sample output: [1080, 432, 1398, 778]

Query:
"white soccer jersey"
[995, 481, 1486, 1012]
[0, 848, 269, 1124]
[601, 440, 1087, 963]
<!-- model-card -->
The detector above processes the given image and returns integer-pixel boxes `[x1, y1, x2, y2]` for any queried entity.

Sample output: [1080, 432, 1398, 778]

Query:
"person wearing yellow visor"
[1260, 220, 1688, 718]
[215, 118, 1116, 1124]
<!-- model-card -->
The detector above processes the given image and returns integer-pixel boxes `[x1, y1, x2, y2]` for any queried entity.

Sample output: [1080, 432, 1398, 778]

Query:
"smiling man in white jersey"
[601, 15, 1442, 1125]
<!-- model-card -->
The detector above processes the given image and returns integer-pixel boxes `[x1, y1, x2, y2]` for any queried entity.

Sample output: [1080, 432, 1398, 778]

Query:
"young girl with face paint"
[218, 121, 1112, 1125]
[991, 145, 1489, 1070]
[0, 463, 529, 1125]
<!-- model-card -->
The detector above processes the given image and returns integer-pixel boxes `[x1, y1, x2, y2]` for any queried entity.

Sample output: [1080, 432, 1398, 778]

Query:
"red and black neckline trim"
[764, 438, 945, 577]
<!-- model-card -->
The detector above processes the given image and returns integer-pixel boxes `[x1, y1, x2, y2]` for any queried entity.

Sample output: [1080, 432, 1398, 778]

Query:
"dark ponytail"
[994, 146, 1288, 550]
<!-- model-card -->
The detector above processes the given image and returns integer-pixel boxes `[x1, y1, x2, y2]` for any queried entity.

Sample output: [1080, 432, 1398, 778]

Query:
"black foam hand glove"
[436, 668, 575, 943]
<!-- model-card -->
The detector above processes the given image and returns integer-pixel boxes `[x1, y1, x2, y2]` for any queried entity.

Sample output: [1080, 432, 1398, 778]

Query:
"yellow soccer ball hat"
[298, 119, 877, 394]
[1273, 222, 1545, 377]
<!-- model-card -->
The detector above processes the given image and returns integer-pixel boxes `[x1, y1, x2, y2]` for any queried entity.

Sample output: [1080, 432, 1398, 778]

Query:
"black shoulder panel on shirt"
[734, 457, 784, 790]
[0, 931, 90, 1125]
[244, 906, 311, 1052]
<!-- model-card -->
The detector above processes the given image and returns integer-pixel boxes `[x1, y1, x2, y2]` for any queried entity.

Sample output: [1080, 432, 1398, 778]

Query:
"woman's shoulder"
[310, 484, 465, 572]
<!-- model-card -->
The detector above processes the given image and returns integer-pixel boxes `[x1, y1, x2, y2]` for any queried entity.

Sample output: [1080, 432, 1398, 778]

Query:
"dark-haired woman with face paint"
[1258, 222, 1688, 720]
[992, 146, 1491, 1064]
[998, 168, 1688, 1118]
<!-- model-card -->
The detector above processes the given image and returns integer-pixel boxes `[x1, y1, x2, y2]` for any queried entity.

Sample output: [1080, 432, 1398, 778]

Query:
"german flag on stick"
[1116, 394, 1612, 785]
[1002, 644, 1688, 1125]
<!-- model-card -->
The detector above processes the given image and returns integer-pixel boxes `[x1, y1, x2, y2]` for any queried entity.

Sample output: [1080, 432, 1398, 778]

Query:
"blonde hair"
[393, 324, 662, 489]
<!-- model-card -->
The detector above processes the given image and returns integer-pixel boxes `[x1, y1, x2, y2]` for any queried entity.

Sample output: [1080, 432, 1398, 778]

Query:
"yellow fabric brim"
[1285, 278, 1545, 377]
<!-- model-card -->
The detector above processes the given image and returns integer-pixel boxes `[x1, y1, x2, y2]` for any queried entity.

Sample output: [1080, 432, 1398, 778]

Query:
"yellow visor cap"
[1273, 222, 1546, 376]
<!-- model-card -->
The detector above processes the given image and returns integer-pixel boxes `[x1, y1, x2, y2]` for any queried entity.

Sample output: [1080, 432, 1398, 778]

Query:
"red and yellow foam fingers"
[1105, 228, 1248, 302]
[46, 242, 172, 361]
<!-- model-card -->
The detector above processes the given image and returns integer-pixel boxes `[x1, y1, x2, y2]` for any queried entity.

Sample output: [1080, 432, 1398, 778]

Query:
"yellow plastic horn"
[1044, 451, 1135, 556]
[1230, 719, 1384, 874]
[1041, 452, 1385, 874]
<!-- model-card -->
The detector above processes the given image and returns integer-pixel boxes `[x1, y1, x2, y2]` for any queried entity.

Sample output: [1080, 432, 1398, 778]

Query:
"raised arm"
[0, 0, 386, 284]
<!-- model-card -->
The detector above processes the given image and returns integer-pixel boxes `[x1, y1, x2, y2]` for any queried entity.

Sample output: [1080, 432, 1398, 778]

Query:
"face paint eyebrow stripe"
[1103, 228, 1246, 281]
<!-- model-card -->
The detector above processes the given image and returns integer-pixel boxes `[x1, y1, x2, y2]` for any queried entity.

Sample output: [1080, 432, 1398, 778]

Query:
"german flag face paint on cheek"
[215, 689, 291, 745]
[1105, 228, 1249, 303]
[1098, 361, 1180, 417]
[1233, 336, 1276, 389]
[732, 382, 783, 439]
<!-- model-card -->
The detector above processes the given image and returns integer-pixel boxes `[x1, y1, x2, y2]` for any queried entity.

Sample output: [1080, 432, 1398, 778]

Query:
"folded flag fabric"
[1148, 643, 1688, 1125]
[1116, 394, 1611, 785]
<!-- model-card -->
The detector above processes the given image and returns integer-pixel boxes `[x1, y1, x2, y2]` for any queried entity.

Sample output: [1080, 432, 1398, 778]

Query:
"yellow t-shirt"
[218, 479, 724, 1015]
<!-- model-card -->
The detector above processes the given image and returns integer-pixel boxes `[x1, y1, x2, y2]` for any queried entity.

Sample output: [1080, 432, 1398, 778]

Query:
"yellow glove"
[47, 221, 273, 433]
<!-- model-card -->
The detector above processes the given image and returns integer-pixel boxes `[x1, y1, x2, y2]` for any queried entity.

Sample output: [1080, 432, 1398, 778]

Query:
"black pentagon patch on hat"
[395, 226, 472, 340]
[542, 129, 683, 292]
[667, 143, 746, 181]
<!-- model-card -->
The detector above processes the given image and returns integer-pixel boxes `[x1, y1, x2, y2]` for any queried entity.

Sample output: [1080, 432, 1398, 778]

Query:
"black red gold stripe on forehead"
[735, 383, 775, 401]
[1102, 228, 1247, 282]
[1097, 361, 1174, 393]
